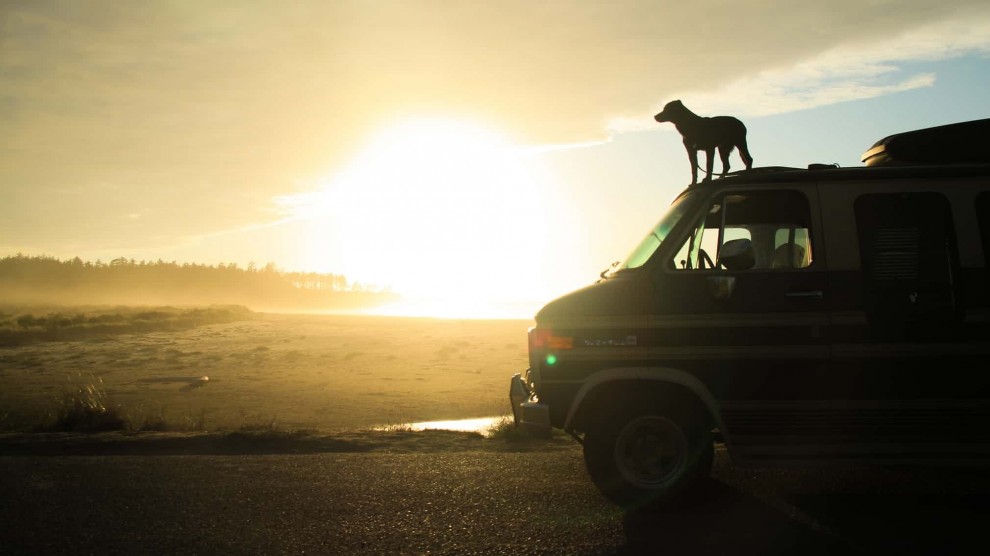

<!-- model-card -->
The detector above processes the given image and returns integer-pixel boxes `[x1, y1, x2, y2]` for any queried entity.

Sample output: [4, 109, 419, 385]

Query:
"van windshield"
[614, 191, 697, 272]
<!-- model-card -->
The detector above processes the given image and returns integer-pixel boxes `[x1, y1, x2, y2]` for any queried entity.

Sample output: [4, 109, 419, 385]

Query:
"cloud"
[5, 2, 990, 148]
[612, 12, 990, 125]
[3, 1, 990, 259]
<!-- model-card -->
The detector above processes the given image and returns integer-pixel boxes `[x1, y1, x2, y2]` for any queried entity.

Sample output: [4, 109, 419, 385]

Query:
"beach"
[0, 312, 533, 432]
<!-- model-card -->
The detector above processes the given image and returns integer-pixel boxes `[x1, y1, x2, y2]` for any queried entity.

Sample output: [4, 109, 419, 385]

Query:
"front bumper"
[509, 371, 551, 436]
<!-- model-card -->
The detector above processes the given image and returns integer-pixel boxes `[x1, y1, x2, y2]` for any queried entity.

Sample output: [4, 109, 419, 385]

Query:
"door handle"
[786, 290, 824, 299]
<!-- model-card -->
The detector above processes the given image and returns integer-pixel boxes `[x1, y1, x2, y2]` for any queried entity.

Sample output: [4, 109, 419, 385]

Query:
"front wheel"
[583, 395, 714, 510]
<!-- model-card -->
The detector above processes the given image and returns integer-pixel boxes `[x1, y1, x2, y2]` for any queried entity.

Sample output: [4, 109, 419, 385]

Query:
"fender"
[562, 366, 728, 437]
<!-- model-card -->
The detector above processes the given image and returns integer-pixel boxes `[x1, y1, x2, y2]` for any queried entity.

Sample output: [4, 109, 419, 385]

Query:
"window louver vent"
[872, 228, 918, 280]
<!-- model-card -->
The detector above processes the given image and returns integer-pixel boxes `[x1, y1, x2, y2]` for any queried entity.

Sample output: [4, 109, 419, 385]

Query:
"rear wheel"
[583, 395, 714, 509]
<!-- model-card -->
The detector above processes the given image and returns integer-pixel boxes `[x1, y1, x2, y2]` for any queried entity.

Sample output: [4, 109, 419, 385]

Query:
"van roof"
[709, 162, 990, 187]
[685, 118, 990, 189]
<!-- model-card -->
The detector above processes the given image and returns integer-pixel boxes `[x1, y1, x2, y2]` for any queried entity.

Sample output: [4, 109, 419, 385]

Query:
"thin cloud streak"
[610, 14, 990, 126]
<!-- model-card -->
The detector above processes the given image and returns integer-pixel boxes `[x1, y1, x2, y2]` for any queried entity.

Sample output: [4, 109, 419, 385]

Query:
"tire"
[583, 394, 714, 510]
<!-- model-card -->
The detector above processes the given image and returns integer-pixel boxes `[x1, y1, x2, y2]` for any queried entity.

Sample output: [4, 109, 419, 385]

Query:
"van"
[510, 119, 990, 508]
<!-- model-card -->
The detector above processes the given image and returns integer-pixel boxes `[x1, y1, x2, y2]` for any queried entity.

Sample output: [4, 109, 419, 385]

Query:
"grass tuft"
[484, 414, 528, 440]
[375, 422, 415, 433]
[130, 405, 207, 432]
[50, 376, 127, 432]
[135, 405, 170, 432]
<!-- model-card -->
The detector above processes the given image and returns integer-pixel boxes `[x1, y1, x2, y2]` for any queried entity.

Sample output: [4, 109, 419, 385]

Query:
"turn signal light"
[530, 328, 574, 350]
[547, 336, 573, 349]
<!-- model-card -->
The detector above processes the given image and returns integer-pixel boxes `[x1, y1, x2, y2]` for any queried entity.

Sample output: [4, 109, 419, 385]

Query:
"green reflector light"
[546, 354, 557, 366]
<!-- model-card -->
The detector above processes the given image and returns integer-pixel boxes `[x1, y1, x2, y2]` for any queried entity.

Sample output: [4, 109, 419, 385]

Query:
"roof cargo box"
[861, 118, 990, 167]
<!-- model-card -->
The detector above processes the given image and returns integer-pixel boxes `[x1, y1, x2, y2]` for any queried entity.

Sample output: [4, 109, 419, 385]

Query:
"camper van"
[510, 119, 990, 508]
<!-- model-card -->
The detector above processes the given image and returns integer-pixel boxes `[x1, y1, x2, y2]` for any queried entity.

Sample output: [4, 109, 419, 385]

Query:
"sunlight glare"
[374, 416, 505, 437]
[296, 118, 558, 317]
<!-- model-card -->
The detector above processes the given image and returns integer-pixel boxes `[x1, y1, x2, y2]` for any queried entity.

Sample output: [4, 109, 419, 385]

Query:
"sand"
[0, 313, 533, 432]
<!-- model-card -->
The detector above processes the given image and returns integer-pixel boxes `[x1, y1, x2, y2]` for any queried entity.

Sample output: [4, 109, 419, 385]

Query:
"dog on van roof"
[654, 100, 754, 185]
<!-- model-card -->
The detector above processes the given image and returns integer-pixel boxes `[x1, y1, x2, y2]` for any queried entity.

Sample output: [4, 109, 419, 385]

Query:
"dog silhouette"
[654, 100, 753, 185]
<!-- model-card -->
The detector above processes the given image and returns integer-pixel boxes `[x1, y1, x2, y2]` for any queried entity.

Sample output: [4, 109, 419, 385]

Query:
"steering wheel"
[698, 249, 715, 270]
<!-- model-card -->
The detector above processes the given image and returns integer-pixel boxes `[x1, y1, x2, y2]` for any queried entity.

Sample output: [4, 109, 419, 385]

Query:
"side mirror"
[719, 238, 755, 271]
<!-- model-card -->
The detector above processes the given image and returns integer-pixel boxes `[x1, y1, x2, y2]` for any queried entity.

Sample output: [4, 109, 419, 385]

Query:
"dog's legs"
[718, 146, 732, 177]
[686, 145, 699, 185]
[703, 147, 715, 182]
[738, 140, 754, 169]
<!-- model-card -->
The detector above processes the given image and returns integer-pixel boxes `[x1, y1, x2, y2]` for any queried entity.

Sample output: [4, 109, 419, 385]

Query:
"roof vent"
[862, 118, 990, 167]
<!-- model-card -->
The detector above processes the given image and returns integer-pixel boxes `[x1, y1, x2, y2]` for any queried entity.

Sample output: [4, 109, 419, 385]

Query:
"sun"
[296, 117, 559, 317]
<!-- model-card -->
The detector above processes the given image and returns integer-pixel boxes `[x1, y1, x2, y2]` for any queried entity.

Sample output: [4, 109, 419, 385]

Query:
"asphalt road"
[1, 443, 988, 555]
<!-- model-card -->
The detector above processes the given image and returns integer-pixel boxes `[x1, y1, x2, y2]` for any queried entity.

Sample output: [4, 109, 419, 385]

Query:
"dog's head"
[654, 100, 685, 123]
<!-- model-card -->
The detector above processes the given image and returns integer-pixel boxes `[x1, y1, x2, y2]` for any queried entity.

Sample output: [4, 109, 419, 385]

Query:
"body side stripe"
[545, 312, 829, 329]
[559, 345, 829, 361]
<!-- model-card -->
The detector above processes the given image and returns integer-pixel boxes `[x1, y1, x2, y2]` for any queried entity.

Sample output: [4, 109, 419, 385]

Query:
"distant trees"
[0, 254, 396, 310]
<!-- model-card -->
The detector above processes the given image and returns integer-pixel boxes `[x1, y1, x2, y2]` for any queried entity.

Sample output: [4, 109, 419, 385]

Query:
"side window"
[670, 190, 814, 271]
[854, 192, 959, 335]
[977, 192, 990, 266]
[773, 227, 812, 269]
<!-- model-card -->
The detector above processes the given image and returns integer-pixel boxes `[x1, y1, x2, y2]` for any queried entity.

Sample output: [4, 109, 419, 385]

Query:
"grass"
[484, 415, 519, 438]
[28, 379, 552, 450]
[35, 385, 549, 444]
[132, 405, 207, 432]
[135, 410, 170, 432]
[0, 305, 254, 347]
[3, 389, 571, 457]
[38, 377, 302, 436]
[50, 376, 127, 432]
[375, 423, 416, 433]
[42, 377, 209, 433]
[483, 414, 559, 442]
[42, 378, 305, 437]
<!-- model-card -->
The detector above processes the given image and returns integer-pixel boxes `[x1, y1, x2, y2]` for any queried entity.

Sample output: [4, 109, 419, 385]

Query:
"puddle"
[135, 376, 211, 391]
[375, 416, 505, 437]
[136, 376, 211, 384]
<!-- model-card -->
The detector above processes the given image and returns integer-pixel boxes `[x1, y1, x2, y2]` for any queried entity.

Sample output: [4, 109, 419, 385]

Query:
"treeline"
[0, 254, 397, 310]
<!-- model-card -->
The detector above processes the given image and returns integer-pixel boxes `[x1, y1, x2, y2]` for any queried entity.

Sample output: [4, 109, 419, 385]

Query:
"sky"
[2, 1, 990, 316]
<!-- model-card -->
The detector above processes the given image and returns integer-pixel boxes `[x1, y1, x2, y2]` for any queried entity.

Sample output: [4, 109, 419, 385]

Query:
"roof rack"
[862, 118, 990, 167]
[720, 166, 804, 178]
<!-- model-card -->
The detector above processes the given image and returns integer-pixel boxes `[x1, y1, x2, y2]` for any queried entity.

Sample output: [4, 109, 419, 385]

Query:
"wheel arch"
[563, 367, 728, 440]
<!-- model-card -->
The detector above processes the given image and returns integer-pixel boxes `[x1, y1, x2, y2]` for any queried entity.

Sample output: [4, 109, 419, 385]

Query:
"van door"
[653, 185, 830, 458]
[824, 189, 990, 461]
[814, 178, 990, 463]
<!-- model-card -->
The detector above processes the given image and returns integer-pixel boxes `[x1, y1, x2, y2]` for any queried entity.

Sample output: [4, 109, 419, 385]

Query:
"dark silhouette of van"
[510, 119, 990, 509]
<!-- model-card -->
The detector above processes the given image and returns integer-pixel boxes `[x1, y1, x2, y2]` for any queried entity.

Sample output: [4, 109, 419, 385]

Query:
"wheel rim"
[613, 415, 688, 489]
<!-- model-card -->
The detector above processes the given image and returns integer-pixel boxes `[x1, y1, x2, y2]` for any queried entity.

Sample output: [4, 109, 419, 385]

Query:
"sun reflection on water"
[375, 416, 504, 437]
